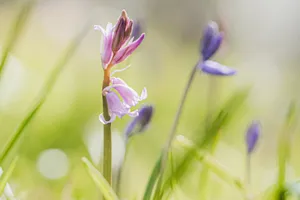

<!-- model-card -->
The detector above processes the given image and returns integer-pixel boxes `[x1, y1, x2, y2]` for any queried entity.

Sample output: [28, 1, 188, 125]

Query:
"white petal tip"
[140, 88, 147, 100]
[99, 113, 116, 124]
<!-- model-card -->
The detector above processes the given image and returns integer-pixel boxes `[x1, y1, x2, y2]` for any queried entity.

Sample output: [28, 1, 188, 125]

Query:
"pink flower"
[99, 77, 147, 124]
[94, 23, 114, 69]
[111, 77, 147, 107]
[94, 10, 145, 69]
[111, 34, 145, 65]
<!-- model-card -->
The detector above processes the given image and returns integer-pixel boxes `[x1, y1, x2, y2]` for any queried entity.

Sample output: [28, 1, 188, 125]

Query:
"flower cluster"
[95, 10, 147, 124]
[198, 21, 236, 76]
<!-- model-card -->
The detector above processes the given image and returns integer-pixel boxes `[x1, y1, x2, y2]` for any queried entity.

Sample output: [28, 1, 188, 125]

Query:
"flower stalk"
[95, 9, 146, 188]
[156, 63, 198, 196]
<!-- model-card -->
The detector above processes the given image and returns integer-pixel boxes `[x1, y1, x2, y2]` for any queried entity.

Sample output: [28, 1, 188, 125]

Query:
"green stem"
[102, 95, 112, 186]
[155, 63, 199, 197]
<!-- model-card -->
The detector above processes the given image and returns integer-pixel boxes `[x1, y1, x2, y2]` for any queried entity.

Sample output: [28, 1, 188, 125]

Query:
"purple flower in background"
[245, 121, 261, 154]
[199, 60, 236, 76]
[99, 77, 147, 124]
[198, 21, 236, 76]
[124, 105, 154, 141]
[131, 20, 143, 40]
[94, 10, 145, 69]
[201, 21, 223, 61]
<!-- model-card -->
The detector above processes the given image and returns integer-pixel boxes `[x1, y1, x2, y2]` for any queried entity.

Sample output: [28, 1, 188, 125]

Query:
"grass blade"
[175, 135, 245, 194]
[276, 102, 297, 199]
[142, 155, 162, 200]
[0, 0, 36, 75]
[82, 157, 120, 200]
[158, 89, 249, 199]
[0, 20, 91, 165]
[0, 156, 18, 197]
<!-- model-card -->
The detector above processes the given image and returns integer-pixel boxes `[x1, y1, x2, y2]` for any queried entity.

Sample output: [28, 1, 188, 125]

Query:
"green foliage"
[82, 157, 120, 200]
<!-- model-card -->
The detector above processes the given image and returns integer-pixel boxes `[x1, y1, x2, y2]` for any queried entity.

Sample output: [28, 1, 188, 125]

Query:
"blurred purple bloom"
[131, 20, 143, 40]
[245, 121, 261, 154]
[199, 60, 236, 76]
[124, 105, 154, 140]
[94, 10, 145, 69]
[99, 77, 147, 124]
[201, 21, 223, 61]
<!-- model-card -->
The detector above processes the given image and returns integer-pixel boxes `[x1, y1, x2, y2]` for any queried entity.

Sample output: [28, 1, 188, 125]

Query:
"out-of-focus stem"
[155, 63, 199, 197]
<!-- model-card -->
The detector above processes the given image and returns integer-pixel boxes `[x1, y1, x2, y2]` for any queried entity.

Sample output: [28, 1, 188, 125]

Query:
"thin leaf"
[175, 135, 245, 194]
[276, 102, 298, 200]
[0, 156, 18, 197]
[82, 157, 120, 200]
[159, 88, 249, 199]
[142, 155, 162, 200]
[0, 0, 36, 75]
[0, 19, 91, 165]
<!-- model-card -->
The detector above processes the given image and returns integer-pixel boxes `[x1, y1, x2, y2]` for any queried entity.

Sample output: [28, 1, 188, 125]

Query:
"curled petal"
[127, 110, 139, 117]
[140, 87, 147, 100]
[200, 60, 236, 76]
[99, 113, 116, 124]
[110, 77, 147, 107]
[112, 33, 145, 65]
[94, 23, 114, 69]
[94, 25, 106, 33]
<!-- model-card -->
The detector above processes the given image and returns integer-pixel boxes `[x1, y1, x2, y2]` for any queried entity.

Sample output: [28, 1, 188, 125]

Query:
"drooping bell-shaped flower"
[197, 21, 236, 76]
[99, 77, 147, 124]
[245, 120, 261, 154]
[111, 77, 147, 107]
[99, 91, 138, 124]
[124, 105, 154, 141]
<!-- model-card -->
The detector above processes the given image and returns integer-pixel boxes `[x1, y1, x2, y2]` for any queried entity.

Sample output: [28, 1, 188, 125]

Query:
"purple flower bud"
[201, 21, 223, 61]
[112, 33, 145, 65]
[95, 10, 145, 69]
[112, 10, 133, 53]
[245, 121, 261, 154]
[124, 105, 154, 140]
[199, 60, 236, 76]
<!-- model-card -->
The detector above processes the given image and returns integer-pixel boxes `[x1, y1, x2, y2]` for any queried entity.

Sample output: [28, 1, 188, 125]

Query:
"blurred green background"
[0, 0, 300, 199]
